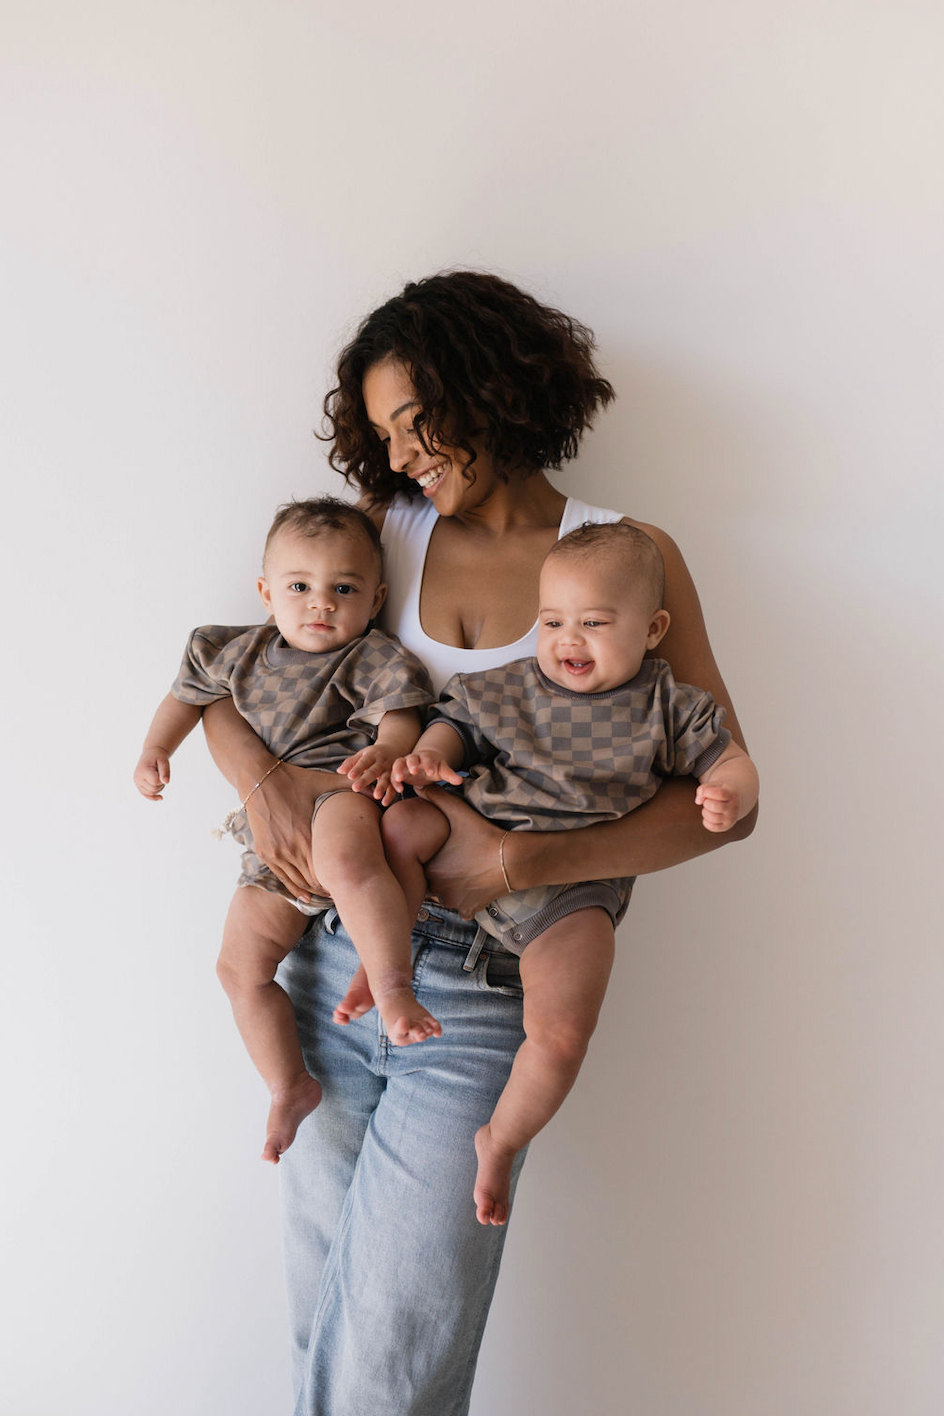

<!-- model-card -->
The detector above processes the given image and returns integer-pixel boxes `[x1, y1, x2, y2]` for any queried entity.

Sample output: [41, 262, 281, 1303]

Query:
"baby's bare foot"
[473, 1123, 516, 1225]
[376, 986, 442, 1047]
[333, 963, 375, 1025]
[262, 1074, 323, 1164]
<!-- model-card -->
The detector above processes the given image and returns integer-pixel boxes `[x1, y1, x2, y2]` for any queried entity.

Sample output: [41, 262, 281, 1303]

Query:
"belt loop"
[462, 926, 488, 973]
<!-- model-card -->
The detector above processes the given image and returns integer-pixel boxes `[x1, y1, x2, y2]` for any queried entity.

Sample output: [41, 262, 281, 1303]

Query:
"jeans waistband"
[324, 902, 508, 968]
[411, 906, 482, 949]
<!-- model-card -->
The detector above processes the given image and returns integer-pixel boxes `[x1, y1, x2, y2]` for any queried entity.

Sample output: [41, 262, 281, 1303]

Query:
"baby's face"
[257, 528, 386, 653]
[536, 555, 668, 694]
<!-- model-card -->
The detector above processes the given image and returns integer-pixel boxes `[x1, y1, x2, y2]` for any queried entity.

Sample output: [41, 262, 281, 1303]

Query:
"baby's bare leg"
[474, 907, 615, 1226]
[382, 795, 452, 915]
[217, 888, 322, 1164]
[313, 793, 444, 1045]
[333, 795, 451, 1024]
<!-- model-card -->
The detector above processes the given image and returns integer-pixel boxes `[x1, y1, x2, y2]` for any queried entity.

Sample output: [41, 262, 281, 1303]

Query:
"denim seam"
[410, 940, 431, 990]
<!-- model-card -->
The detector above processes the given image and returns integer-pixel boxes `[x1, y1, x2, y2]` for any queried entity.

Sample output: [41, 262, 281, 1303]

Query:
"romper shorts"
[475, 875, 634, 955]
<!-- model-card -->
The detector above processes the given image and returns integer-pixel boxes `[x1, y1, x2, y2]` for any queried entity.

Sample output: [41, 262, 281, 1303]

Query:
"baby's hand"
[392, 751, 464, 792]
[338, 745, 398, 804]
[134, 749, 171, 801]
[695, 782, 741, 833]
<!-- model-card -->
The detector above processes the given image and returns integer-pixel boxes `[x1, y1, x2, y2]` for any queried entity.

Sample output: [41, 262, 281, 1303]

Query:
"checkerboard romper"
[171, 624, 434, 909]
[431, 657, 731, 953]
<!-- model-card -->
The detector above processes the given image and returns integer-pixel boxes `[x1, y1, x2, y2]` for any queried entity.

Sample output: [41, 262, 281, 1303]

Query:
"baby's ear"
[646, 608, 671, 650]
[257, 577, 273, 613]
[371, 581, 388, 619]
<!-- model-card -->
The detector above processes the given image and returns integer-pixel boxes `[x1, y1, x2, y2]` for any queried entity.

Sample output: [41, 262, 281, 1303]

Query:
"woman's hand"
[417, 786, 507, 918]
[245, 761, 347, 902]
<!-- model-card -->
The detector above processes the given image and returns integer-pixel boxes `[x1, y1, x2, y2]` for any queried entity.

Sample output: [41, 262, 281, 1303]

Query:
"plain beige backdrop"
[2, 3, 942, 1413]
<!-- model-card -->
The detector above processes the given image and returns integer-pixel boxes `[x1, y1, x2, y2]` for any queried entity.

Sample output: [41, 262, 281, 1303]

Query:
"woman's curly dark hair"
[321, 270, 615, 506]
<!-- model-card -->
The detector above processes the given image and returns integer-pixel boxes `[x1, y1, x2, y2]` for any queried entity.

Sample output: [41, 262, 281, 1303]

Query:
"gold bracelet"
[212, 758, 284, 840]
[242, 757, 285, 809]
[498, 830, 514, 893]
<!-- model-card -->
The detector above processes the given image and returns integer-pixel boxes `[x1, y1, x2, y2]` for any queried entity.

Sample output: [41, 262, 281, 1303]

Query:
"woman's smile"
[363, 359, 503, 518]
[414, 461, 447, 494]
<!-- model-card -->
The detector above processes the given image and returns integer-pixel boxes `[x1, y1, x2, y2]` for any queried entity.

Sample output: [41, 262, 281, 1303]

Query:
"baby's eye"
[542, 618, 562, 629]
[334, 583, 356, 596]
[584, 619, 605, 628]
[288, 582, 308, 593]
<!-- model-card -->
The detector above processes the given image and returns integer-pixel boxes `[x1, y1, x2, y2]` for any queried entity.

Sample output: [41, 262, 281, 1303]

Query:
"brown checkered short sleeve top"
[431, 657, 731, 833]
[171, 624, 434, 769]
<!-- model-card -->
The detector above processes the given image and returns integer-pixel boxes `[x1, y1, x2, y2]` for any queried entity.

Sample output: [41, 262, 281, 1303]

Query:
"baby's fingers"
[136, 777, 165, 801]
[391, 754, 425, 787]
[341, 753, 377, 792]
[134, 760, 166, 800]
[695, 783, 732, 806]
[371, 769, 392, 801]
[700, 801, 736, 832]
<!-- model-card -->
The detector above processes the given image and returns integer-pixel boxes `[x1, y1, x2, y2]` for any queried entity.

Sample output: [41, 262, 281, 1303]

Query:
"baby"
[339, 521, 759, 1225]
[133, 497, 438, 1163]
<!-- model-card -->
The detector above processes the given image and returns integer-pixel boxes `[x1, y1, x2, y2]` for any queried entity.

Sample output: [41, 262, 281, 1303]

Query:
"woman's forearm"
[505, 777, 758, 892]
[203, 697, 277, 797]
[201, 695, 348, 900]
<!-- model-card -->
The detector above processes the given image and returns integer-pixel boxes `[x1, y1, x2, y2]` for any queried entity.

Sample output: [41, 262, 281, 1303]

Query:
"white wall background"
[3, 3, 942, 1413]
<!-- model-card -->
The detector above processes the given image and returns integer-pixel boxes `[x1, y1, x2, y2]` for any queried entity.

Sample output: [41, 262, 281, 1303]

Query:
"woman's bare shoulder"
[619, 517, 692, 601]
[619, 515, 677, 553]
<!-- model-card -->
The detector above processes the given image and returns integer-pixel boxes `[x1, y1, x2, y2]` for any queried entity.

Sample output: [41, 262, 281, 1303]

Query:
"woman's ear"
[646, 608, 671, 650]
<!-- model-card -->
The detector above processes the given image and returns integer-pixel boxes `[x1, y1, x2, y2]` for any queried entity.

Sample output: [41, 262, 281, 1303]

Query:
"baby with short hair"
[338, 521, 760, 1224]
[134, 497, 437, 1162]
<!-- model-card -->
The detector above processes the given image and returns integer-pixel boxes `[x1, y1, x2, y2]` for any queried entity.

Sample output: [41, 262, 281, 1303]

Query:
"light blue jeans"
[276, 905, 528, 1416]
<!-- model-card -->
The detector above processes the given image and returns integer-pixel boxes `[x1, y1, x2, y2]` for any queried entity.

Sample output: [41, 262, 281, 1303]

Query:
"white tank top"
[379, 494, 623, 693]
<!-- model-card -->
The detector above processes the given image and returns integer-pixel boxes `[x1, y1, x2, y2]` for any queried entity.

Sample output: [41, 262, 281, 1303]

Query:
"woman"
[204, 271, 754, 1416]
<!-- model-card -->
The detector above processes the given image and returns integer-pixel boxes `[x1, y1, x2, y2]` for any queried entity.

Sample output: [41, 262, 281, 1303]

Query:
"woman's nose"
[387, 428, 415, 472]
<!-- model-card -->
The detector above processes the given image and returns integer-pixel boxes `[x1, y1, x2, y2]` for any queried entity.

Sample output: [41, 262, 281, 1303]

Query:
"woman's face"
[362, 359, 500, 517]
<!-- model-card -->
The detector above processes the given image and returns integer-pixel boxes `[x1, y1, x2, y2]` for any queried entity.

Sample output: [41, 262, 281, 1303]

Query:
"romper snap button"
[512, 930, 523, 942]
[488, 905, 499, 917]
[416, 907, 430, 922]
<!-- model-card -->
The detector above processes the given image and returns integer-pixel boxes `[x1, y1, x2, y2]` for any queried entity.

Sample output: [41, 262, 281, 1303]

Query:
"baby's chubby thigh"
[217, 885, 311, 995]
[518, 907, 616, 1068]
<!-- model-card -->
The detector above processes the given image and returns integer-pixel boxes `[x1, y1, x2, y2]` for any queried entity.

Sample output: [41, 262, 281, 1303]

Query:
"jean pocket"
[479, 951, 524, 998]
